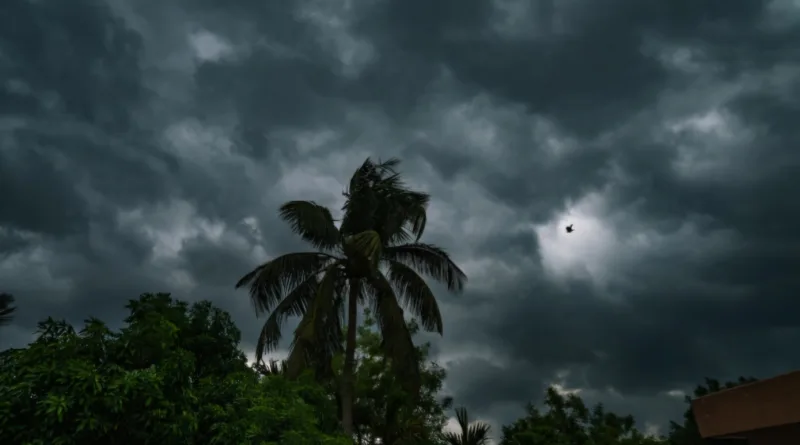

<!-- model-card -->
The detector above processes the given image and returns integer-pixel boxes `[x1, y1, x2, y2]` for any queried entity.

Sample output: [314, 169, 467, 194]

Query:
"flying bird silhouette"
[565, 224, 574, 233]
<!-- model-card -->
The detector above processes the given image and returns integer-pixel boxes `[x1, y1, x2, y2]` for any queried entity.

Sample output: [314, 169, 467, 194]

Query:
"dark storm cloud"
[0, 0, 178, 236]
[362, 0, 786, 136]
[192, 54, 346, 158]
[0, 0, 181, 351]
[0, 0, 330, 350]
[359, 0, 669, 136]
[356, 0, 799, 432]
[0, 0, 178, 350]
[358, 0, 798, 217]
[444, 356, 550, 411]
[2, 0, 800, 438]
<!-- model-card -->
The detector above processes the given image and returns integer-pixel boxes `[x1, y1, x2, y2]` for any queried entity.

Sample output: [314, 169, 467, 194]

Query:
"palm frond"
[369, 172, 430, 244]
[285, 323, 314, 379]
[407, 202, 427, 242]
[279, 200, 340, 251]
[340, 168, 379, 236]
[455, 406, 470, 437]
[466, 422, 491, 445]
[0, 293, 16, 327]
[235, 252, 338, 316]
[443, 432, 459, 445]
[340, 157, 430, 244]
[387, 261, 443, 335]
[353, 157, 400, 186]
[376, 187, 429, 245]
[285, 265, 342, 378]
[311, 266, 344, 357]
[316, 280, 346, 379]
[375, 157, 401, 173]
[384, 243, 467, 293]
[254, 358, 288, 376]
[365, 274, 421, 395]
[343, 158, 381, 203]
[254, 274, 318, 361]
[444, 407, 491, 445]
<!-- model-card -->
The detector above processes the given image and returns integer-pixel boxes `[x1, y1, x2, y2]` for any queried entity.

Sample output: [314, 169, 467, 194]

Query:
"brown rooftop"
[691, 369, 800, 439]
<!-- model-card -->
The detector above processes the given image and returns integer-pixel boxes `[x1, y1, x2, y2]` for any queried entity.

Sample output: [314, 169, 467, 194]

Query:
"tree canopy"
[0, 291, 765, 445]
[347, 309, 452, 445]
[0, 293, 347, 445]
[500, 387, 663, 445]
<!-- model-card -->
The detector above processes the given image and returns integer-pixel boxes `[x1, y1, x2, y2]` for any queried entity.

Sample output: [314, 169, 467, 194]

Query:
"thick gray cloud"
[2, 0, 800, 439]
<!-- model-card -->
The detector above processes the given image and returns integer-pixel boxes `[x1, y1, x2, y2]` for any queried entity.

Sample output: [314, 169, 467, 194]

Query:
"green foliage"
[0, 293, 348, 445]
[443, 407, 491, 445]
[500, 387, 664, 445]
[348, 309, 451, 445]
[666, 377, 757, 445]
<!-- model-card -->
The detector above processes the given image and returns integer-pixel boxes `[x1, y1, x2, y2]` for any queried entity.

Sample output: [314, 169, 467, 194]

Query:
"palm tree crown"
[236, 157, 467, 434]
[444, 407, 491, 445]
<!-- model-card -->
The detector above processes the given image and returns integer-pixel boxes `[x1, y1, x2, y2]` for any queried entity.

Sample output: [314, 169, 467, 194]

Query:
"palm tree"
[0, 293, 16, 327]
[235, 158, 467, 435]
[444, 407, 491, 445]
[252, 358, 287, 376]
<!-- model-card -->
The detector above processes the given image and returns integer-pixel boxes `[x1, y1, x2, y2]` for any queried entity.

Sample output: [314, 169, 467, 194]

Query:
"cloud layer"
[3, 0, 799, 436]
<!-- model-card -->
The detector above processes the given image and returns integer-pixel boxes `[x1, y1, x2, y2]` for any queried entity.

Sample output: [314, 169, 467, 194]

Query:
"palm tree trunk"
[341, 280, 360, 436]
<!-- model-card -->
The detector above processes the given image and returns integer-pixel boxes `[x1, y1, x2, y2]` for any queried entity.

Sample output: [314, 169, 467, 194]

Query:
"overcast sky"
[2, 0, 800, 438]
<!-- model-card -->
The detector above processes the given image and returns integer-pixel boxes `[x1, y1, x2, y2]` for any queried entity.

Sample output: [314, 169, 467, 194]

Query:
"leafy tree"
[500, 387, 663, 445]
[236, 157, 467, 434]
[0, 292, 16, 327]
[443, 407, 491, 445]
[348, 309, 451, 445]
[0, 292, 347, 445]
[667, 377, 757, 445]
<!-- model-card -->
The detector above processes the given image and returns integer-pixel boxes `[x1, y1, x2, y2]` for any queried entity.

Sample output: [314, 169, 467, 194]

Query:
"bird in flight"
[565, 224, 574, 233]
